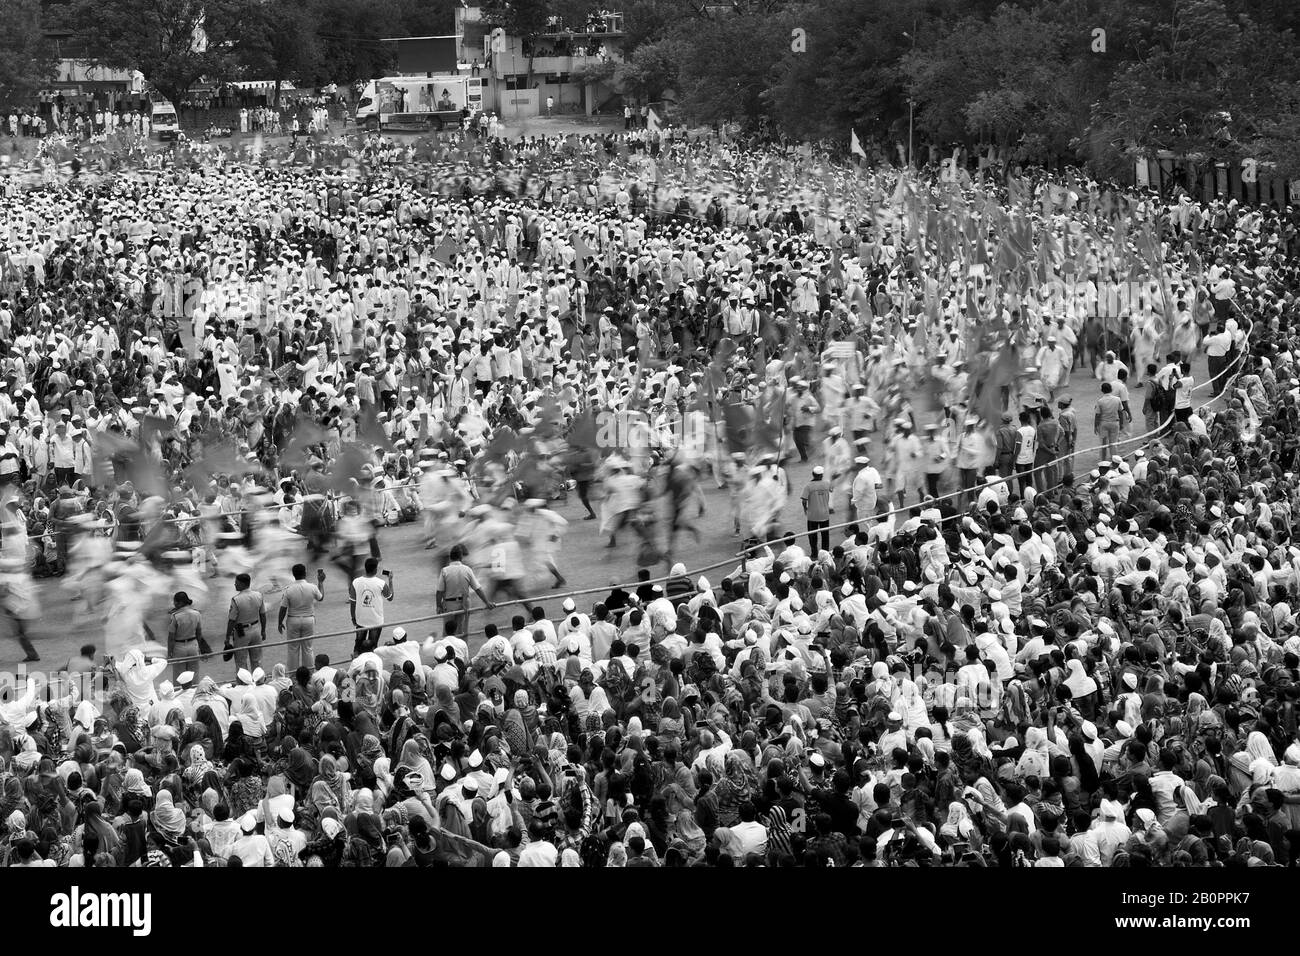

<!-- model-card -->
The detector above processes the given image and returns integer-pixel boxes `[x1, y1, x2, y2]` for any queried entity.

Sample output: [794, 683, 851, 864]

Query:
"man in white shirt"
[731, 803, 769, 860]
[1204, 325, 1233, 396]
[1149, 751, 1187, 826]
[267, 807, 308, 866]
[230, 814, 275, 867]
[349, 557, 393, 654]
[955, 645, 988, 701]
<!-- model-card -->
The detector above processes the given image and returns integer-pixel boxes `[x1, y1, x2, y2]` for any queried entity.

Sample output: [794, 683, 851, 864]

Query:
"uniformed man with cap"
[227, 572, 267, 672]
[994, 411, 1018, 477]
[1057, 396, 1077, 479]
[167, 590, 208, 682]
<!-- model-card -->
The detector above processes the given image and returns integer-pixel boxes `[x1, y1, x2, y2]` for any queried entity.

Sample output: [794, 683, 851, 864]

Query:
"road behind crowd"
[1, 349, 1214, 677]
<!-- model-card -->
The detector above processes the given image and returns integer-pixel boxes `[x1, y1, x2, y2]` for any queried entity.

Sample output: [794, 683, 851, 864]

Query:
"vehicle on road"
[354, 75, 483, 132]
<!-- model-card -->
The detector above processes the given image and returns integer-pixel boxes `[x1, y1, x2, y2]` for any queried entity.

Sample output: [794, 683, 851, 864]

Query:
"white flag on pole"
[850, 129, 867, 159]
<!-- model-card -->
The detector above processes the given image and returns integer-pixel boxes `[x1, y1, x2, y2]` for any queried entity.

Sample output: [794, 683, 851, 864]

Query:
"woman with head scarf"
[658, 697, 683, 748]
[1139, 674, 1168, 721]
[605, 841, 628, 867]
[112, 705, 147, 755]
[584, 685, 612, 734]
[1230, 730, 1278, 789]
[181, 744, 215, 802]
[428, 682, 461, 727]
[191, 678, 231, 736]
[748, 571, 774, 611]
[712, 750, 757, 827]
[940, 800, 979, 844]
[192, 705, 224, 759]
[222, 718, 258, 767]
[352, 735, 384, 793]
[224, 758, 265, 819]
[0, 776, 26, 824]
[395, 739, 434, 795]
[502, 691, 534, 758]
[299, 814, 346, 867]
[74, 799, 120, 859]
[1015, 726, 1052, 781]
[1127, 806, 1168, 856]
[1061, 658, 1099, 720]
[308, 778, 341, 819]
[234, 695, 267, 743]
[280, 747, 317, 802]
[149, 790, 186, 845]
[315, 754, 353, 812]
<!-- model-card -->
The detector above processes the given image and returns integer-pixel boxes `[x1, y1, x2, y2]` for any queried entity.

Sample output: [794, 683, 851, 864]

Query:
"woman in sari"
[394, 739, 434, 794]
[221, 720, 257, 765]
[112, 705, 148, 755]
[385, 699, 417, 756]
[225, 757, 265, 819]
[0, 777, 27, 824]
[427, 685, 461, 734]
[657, 697, 684, 749]
[940, 800, 980, 844]
[193, 771, 227, 834]
[73, 799, 120, 860]
[713, 750, 758, 828]
[350, 788, 385, 835]
[279, 747, 317, 803]
[502, 692, 534, 757]
[1228, 730, 1277, 795]
[352, 735, 385, 794]
[193, 705, 225, 759]
[95, 751, 127, 816]
[181, 744, 216, 805]
[148, 790, 187, 846]
[234, 696, 268, 748]
[314, 754, 353, 811]
[309, 779, 341, 819]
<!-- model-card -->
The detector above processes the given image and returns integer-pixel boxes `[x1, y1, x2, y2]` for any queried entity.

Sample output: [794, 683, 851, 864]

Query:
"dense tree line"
[600, 0, 1300, 179]
[8, 0, 1300, 179]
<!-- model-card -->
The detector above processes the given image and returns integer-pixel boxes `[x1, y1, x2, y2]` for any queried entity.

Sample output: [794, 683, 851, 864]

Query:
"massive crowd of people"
[0, 119, 1296, 868]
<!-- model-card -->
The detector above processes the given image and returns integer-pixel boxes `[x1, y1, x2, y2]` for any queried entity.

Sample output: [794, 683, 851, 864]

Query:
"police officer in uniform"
[227, 573, 267, 672]
[436, 544, 494, 639]
[278, 563, 326, 672]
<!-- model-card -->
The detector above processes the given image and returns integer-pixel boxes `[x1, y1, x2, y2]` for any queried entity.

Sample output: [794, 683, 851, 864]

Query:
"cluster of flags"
[832, 125, 1192, 427]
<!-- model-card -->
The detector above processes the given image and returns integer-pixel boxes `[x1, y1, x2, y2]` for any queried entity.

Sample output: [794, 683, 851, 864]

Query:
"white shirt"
[351, 574, 388, 628]
[731, 820, 768, 859]
[230, 833, 275, 867]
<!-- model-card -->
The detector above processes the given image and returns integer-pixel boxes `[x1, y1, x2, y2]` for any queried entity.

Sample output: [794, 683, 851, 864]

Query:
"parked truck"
[354, 75, 483, 131]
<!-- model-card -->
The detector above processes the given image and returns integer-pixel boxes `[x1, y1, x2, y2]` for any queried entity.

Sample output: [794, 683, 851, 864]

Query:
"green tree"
[72, 0, 252, 106]
[671, 10, 792, 128]
[227, 0, 323, 104]
[481, 0, 554, 85]
[1090, 0, 1300, 176]
[767, 0, 941, 150]
[0, 0, 57, 113]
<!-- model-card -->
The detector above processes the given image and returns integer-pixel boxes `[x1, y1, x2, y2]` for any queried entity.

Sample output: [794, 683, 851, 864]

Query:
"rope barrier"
[162, 311, 1254, 670]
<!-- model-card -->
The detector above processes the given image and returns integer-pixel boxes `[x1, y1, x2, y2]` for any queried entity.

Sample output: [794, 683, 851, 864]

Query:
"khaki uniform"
[229, 588, 266, 672]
